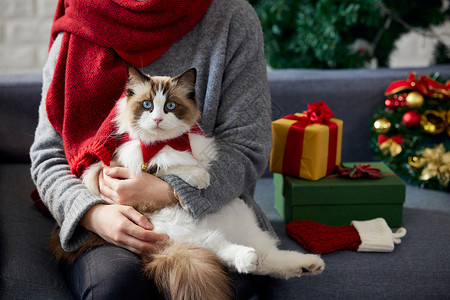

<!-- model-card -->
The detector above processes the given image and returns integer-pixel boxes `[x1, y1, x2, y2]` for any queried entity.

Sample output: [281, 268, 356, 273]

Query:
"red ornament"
[385, 98, 394, 109]
[402, 110, 421, 128]
[384, 93, 408, 109]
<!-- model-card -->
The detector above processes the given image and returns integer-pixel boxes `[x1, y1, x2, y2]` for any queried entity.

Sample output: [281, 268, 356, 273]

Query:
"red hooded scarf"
[46, 0, 211, 177]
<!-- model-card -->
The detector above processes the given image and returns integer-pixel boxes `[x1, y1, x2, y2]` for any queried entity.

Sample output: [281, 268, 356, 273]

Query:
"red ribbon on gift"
[337, 164, 382, 179]
[282, 101, 338, 177]
[385, 72, 450, 99]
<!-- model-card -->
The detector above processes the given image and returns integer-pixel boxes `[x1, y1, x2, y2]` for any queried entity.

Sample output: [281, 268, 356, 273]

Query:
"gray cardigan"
[30, 0, 273, 252]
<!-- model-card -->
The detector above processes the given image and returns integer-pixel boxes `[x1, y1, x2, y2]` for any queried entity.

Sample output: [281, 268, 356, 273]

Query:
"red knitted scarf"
[46, 0, 211, 177]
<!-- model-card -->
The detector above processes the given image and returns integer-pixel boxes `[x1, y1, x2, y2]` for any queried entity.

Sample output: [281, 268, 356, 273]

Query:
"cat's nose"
[154, 118, 163, 125]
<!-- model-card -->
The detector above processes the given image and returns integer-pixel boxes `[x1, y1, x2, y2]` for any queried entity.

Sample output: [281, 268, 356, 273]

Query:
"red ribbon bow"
[141, 124, 204, 164]
[121, 124, 204, 169]
[385, 72, 450, 99]
[141, 134, 192, 166]
[282, 101, 338, 177]
[303, 101, 335, 124]
[377, 134, 404, 157]
[337, 164, 382, 179]
[378, 134, 404, 145]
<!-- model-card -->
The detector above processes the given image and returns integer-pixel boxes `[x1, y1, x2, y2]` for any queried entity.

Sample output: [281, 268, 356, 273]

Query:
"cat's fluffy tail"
[142, 242, 232, 300]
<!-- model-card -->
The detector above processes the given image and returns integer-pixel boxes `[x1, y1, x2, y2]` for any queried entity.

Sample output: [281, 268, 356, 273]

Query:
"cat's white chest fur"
[115, 133, 217, 189]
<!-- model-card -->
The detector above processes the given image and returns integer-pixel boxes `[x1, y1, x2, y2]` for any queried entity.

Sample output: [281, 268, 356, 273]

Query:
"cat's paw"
[81, 162, 104, 196]
[182, 166, 210, 189]
[287, 253, 324, 278]
[258, 250, 324, 279]
[233, 246, 259, 274]
[299, 254, 324, 276]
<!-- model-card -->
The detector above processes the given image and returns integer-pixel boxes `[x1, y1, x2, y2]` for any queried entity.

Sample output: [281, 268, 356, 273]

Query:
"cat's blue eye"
[166, 101, 176, 110]
[142, 100, 152, 109]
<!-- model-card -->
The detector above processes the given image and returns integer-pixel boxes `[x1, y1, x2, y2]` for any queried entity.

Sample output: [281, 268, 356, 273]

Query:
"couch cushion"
[0, 164, 74, 299]
[254, 178, 450, 299]
[2, 166, 450, 299]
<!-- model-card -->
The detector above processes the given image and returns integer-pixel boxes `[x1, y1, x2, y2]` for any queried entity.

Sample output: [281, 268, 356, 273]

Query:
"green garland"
[369, 73, 450, 192]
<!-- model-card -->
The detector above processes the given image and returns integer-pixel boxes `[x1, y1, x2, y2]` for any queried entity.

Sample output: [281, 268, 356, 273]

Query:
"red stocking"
[286, 218, 406, 254]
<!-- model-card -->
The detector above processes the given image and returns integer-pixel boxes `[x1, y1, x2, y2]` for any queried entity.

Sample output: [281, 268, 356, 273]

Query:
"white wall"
[0, 0, 57, 73]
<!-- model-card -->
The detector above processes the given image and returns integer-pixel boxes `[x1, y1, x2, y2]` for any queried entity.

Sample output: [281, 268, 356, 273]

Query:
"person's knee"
[67, 245, 160, 300]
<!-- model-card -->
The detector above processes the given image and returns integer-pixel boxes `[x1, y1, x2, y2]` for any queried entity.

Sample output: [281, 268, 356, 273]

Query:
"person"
[30, 0, 273, 298]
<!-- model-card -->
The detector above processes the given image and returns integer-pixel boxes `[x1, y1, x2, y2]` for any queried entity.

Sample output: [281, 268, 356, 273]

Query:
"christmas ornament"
[385, 72, 450, 99]
[408, 156, 424, 168]
[402, 110, 421, 128]
[378, 135, 403, 157]
[371, 71, 450, 192]
[419, 144, 450, 187]
[421, 110, 446, 134]
[373, 118, 391, 133]
[405, 91, 424, 108]
[384, 98, 395, 109]
[348, 38, 373, 56]
[286, 218, 406, 254]
[385, 93, 408, 109]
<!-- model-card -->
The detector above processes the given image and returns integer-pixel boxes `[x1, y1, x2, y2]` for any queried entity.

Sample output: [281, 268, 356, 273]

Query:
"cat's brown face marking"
[118, 66, 200, 142]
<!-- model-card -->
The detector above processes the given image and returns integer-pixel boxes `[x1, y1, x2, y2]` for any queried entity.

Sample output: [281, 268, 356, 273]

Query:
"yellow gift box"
[270, 112, 343, 180]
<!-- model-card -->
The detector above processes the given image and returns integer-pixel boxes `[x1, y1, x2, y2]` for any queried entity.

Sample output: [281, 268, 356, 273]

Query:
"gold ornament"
[379, 140, 402, 157]
[374, 118, 391, 134]
[378, 136, 403, 157]
[405, 91, 425, 108]
[421, 110, 446, 134]
[408, 156, 424, 168]
[419, 144, 450, 187]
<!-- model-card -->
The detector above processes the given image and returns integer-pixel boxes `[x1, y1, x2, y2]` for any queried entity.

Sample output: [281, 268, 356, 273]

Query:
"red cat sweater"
[46, 0, 211, 177]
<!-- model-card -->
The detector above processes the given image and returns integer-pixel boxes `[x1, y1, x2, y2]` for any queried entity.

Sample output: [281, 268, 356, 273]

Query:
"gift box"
[270, 102, 343, 180]
[274, 162, 406, 227]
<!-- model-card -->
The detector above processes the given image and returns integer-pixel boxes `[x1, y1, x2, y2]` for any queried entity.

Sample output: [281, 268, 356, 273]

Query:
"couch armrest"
[0, 73, 42, 163]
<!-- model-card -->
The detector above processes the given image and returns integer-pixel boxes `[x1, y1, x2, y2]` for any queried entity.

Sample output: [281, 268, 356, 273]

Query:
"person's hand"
[80, 204, 169, 255]
[98, 166, 177, 206]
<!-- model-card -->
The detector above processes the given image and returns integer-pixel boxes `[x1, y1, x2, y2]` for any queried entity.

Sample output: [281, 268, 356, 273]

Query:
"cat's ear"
[126, 65, 149, 96]
[176, 68, 197, 89]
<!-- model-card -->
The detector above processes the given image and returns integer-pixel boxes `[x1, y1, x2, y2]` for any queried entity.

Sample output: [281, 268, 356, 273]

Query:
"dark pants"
[63, 245, 264, 300]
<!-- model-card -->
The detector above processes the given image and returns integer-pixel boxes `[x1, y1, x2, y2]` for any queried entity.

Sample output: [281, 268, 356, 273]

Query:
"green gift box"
[274, 162, 406, 227]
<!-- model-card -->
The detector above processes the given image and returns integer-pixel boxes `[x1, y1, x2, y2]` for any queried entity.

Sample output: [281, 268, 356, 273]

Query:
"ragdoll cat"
[49, 66, 325, 300]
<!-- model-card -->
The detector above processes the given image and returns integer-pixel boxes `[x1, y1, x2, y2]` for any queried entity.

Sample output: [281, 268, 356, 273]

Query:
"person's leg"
[231, 272, 272, 300]
[62, 244, 268, 300]
[63, 245, 162, 300]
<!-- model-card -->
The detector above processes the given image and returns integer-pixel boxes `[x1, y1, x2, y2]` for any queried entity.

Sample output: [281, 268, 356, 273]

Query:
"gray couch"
[1, 65, 449, 299]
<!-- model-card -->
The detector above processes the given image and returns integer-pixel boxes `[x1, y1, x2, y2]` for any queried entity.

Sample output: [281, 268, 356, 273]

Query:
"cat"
[49, 66, 325, 300]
